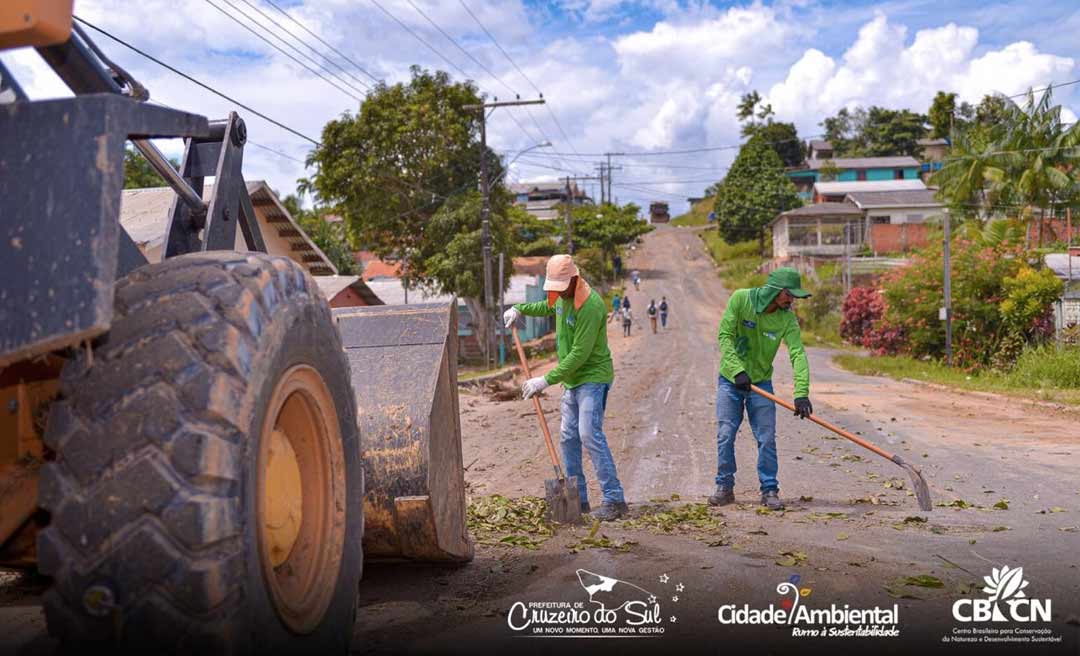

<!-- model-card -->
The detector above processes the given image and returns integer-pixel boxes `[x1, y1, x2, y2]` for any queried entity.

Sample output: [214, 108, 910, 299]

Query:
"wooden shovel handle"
[512, 326, 565, 479]
[749, 384, 897, 462]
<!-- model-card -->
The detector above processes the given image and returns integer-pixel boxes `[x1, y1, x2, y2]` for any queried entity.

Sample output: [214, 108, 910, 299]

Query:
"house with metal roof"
[510, 181, 593, 221]
[119, 180, 336, 276]
[845, 189, 944, 224]
[786, 143, 923, 200]
[770, 202, 866, 258]
[812, 178, 927, 203]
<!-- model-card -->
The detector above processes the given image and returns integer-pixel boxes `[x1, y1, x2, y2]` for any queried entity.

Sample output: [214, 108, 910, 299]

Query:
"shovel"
[511, 326, 583, 524]
[751, 385, 933, 511]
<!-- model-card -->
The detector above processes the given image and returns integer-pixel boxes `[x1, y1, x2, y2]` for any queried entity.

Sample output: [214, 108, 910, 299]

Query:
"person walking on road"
[631, 270, 641, 291]
[610, 293, 621, 324]
[621, 305, 632, 337]
[647, 299, 658, 334]
[710, 267, 814, 511]
[503, 254, 628, 521]
[659, 296, 669, 329]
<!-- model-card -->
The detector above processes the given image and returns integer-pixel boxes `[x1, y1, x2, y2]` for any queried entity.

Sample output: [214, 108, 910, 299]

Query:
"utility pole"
[594, 162, 607, 204]
[602, 153, 622, 205]
[463, 98, 546, 369]
[943, 209, 953, 367]
[563, 174, 602, 253]
[843, 222, 852, 296]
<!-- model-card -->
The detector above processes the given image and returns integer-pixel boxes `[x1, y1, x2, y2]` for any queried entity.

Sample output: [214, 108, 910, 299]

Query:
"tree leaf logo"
[982, 566, 1029, 602]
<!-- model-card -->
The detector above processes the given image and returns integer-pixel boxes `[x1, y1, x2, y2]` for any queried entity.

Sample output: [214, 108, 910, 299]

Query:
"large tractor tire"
[37, 252, 363, 654]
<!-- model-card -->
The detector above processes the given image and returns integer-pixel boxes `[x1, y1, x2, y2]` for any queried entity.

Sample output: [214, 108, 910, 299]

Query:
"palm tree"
[930, 122, 1009, 220]
[996, 87, 1080, 246]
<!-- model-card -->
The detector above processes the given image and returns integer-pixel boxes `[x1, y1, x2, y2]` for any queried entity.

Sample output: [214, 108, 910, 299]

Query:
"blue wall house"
[785, 140, 923, 201]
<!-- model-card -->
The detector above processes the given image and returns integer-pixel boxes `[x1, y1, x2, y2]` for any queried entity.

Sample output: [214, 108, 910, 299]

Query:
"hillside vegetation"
[671, 196, 716, 226]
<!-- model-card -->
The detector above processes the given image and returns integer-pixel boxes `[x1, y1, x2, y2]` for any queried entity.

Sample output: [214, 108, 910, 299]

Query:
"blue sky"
[4, 0, 1078, 213]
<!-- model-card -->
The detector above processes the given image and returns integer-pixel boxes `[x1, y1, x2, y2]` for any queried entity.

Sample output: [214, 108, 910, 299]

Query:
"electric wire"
[262, 0, 381, 83]
[456, 0, 588, 175]
[74, 16, 321, 145]
[203, 0, 365, 102]
[233, 0, 372, 90]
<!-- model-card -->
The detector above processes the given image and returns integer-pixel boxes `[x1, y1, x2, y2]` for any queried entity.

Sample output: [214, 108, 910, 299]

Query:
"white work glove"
[522, 376, 550, 399]
[503, 307, 522, 329]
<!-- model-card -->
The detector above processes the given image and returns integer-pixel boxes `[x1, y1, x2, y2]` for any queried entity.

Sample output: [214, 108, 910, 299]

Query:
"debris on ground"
[467, 495, 554, 550]
[775, 551, 808, 567]
[884, 573, 944, 599]
[568, 520, 637, 553]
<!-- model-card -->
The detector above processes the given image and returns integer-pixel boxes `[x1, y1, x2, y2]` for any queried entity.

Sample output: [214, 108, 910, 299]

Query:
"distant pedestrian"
[621, 306, 632, 337]
[613, 254, 623, 278]
[647, 299, 658, 334]
[631, 270, 641, 291]
[610, 293, 621, 323]
[660, 296, 669, 329]
[621, 296, 631, 311]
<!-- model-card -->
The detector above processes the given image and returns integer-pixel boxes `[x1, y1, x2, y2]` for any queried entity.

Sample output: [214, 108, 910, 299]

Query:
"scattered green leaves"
[993, 499, 1010, 510]
[467, 495, 554, 550]
[775, 551, 808, 567]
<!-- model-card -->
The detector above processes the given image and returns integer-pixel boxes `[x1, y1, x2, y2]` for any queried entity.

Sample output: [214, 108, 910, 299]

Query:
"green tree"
[308, 66, 494, 261]
[307, 66, 511, 343]
[821, 106, 928, 156]
[928, 91, 962, 139]
[713, 136, 800, 246]
[571, 202, 653, 279]
[817, 159, 841, 182]
[736, 90, 802, 166]
[281, 194, 357, 275]
[930, 126, 1009, 220]
[123, 146, 178, 189]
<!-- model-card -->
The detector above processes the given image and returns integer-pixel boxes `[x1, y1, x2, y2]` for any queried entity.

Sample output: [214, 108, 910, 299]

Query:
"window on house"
[894, 169, 905, 179]
[788, 223, 818, 246]
[820, 220, 850, 245]
[856, 170, 867, 181]
[905, 214, 924, 223]
[870, 215, 891, 224]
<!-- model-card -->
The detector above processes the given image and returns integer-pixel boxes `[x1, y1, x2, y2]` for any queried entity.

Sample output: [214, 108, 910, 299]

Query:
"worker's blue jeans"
[560, 382, 625, 506]
[715, 377, 778, 492]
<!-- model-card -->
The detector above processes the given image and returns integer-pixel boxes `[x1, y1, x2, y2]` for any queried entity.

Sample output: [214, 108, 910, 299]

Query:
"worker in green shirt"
[709, 267, 813, 511]
[503, 254, 628, 521]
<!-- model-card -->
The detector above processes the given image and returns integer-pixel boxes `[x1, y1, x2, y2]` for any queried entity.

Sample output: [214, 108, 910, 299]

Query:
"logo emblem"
[952, 565, 1051, 622]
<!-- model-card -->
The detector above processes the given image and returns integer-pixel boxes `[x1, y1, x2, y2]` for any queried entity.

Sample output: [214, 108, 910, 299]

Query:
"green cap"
[765, 267, 811, 298]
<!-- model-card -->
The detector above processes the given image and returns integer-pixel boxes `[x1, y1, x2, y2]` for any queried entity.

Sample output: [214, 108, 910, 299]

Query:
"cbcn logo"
[952, 565, 1051, 622]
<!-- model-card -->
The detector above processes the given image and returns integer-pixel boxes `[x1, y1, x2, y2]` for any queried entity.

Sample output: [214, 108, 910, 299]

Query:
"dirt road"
[2, 226, 1077, 655]
[383, 226, 1079, 654]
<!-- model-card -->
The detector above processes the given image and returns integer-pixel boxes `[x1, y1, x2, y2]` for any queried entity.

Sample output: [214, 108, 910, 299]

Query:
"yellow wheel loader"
[0, 2, 472, 652]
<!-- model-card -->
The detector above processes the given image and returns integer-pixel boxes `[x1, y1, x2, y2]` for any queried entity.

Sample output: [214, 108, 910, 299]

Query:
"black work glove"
[794, 397, 812, 419]
[733, 372, 751, 392]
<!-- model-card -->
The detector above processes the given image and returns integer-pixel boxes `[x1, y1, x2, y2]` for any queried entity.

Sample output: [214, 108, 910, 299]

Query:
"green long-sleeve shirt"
[718, 288, 810, 398]
[515, 290, 614, 388]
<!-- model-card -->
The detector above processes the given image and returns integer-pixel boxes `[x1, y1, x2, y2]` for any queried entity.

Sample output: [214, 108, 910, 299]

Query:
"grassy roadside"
[672, 196, 716, 226]
[699, 228, 845, 348]
[833, 352, 1080, 406]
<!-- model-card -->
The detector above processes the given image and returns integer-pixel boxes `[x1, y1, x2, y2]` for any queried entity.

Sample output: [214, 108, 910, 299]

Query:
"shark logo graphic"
[576, 569, 654, 613]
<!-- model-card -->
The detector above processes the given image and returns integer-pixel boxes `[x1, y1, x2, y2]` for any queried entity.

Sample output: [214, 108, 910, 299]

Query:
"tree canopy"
[571, 202, 653, 263]
[821, 106, 929, 157]
[736, 90, 803, 167]
[712, 135, 801, 244]
[123, 147, 177, 189]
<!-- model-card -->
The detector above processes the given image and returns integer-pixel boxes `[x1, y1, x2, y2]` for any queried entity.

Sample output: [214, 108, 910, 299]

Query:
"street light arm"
[491, 142, 552, 186]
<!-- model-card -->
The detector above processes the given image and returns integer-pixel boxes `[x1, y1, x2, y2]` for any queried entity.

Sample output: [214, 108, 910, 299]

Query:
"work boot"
[591, 501, 628, 522]
[580, 501, 591, 514]
[707, 486, 735, 506]
[761, 490, 785, 511]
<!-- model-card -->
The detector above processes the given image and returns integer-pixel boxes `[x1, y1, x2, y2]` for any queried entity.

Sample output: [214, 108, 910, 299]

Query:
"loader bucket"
[334, 302, 473, 562]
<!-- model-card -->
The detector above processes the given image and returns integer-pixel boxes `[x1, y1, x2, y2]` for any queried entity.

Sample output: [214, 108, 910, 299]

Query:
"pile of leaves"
[568, 520, 638, 554]
[623, 502, 726, 535]
[467, 495, 554, 550]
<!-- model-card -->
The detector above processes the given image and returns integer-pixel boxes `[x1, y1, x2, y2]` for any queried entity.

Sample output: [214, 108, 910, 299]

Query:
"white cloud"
[4, 1, 1077, 216]
[767, 14, 1076, 138]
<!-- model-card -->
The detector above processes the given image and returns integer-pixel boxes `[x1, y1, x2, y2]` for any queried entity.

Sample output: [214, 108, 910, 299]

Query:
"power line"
[249, 140, 307, 164]
[369, 0, 471, 81]
[74, 16, 321, 145]
[456, 0, 588, 176]
[233, 0, 372, 90]
[262, 0, 380, 83]
[404, 0, 517, 98]
[203, 0, 365, 102]
[367, 0, 544, 147]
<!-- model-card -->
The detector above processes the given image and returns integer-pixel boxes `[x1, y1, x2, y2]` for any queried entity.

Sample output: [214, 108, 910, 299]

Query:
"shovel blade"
[545, 475, 583, 524]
